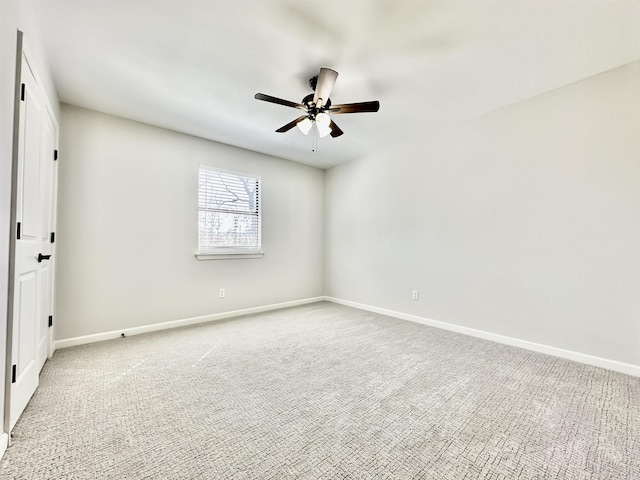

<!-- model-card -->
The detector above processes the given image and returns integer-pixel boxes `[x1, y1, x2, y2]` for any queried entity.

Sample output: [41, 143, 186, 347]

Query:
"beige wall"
[55, 105, 324, 340]
[325, 62, 640, 366]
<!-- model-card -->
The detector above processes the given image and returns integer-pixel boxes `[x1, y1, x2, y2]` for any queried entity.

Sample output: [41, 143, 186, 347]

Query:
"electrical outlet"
[219, 288, 225, 298]
[412, 290, 419, 301]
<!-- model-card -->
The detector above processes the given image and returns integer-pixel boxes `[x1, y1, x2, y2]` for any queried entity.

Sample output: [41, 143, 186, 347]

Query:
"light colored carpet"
[1, 302, 638, 479]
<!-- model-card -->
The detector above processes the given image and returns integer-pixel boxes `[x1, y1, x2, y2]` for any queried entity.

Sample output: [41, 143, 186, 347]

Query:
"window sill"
[195, 251, 264, 260]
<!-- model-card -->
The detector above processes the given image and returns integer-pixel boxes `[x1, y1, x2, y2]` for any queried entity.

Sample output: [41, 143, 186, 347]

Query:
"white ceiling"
[30, 0, 640, 169]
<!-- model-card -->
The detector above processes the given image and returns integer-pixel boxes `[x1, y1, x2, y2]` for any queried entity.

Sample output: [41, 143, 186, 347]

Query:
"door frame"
[3, 30, 59, 437]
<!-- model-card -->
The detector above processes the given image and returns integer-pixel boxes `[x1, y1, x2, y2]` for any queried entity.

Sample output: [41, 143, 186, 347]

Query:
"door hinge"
[48, 315, 53, 327]
[16, 222, 21, 240]
[11, 365, 17, 383]
[20, 83, 25, 101]
[50, 232, 55, 243]
[53, 149, 58, 161]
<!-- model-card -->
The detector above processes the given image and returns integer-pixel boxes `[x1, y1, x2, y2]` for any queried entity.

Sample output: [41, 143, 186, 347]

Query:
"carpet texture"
[1, 302, 638, 479]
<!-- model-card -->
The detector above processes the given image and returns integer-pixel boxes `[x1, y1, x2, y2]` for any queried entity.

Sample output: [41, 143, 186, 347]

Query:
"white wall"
[55, 105, 324, 340]
[325, 61, 640, 367]
[1, 0, 59, 447]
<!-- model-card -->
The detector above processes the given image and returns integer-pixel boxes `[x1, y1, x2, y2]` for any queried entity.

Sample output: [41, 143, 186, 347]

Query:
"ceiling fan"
[254, 67, 380, 140]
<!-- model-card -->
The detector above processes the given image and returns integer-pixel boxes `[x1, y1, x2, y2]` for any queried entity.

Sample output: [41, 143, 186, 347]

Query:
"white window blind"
[198, 165, 261, 254]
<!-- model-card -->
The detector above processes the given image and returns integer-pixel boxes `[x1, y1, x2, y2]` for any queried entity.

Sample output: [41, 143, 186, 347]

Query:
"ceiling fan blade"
[275, 115, 309, 133]
[327, 101, 380, 114]
[329, 120, 344, 138]
[313, 68, 338, 108]
[255, 93, 307, 111]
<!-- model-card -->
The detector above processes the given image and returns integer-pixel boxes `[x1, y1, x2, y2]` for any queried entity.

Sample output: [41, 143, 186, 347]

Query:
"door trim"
[3, 28, 24, 440]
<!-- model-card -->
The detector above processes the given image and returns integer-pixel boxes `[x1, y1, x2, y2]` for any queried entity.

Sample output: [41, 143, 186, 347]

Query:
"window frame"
[195, 164, 263, 260]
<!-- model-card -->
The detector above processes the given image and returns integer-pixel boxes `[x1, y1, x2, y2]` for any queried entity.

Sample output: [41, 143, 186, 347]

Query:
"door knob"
[37, 253, 51, 262]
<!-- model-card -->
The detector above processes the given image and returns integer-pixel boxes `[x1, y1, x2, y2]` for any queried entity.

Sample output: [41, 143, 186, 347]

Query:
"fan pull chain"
[311, 123, 319, 153]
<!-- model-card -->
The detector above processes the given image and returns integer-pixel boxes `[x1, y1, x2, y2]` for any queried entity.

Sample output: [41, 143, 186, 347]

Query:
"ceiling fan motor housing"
[302, 93, 331, 115]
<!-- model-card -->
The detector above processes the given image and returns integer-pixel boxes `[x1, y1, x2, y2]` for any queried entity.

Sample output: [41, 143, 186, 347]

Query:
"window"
[197, 165, 262, 259]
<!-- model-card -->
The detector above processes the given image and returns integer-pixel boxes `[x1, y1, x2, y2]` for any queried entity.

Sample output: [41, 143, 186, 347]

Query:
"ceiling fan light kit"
[296, 117, 313, 135]
[315, 113, 332, 138]
[255, 67, 380, 151]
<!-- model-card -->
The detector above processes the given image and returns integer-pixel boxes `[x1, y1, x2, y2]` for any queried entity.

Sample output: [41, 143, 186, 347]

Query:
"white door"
[9, 52, 57, 430]
[36, 107, 57, 369]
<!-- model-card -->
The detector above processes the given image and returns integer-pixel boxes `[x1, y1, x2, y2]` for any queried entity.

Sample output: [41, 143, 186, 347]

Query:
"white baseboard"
[54, 297, 325, 350]
[325, 296, 640, 378]
[0, 432, 8, 460]
[52, 295, 640, 378]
